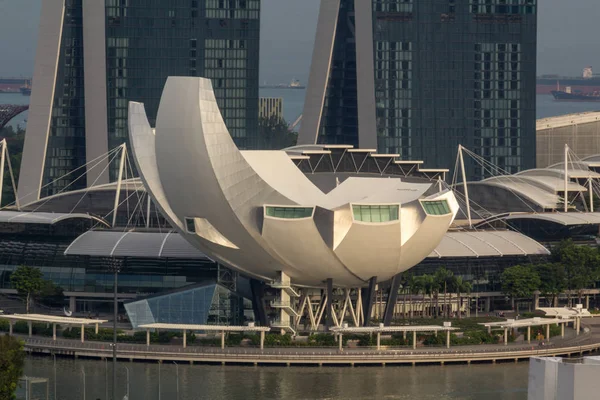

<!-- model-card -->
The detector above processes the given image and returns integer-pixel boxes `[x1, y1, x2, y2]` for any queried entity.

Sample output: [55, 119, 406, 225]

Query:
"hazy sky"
[0, 0, 599, 83]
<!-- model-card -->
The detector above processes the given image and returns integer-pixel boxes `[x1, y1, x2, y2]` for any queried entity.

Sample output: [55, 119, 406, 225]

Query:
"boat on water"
[20, 80, 31, 96]
[551, 90, 600, 102]
[537, 66, 600, 94]
[260, 78, 306, 89]
[288, 78, 305, 89]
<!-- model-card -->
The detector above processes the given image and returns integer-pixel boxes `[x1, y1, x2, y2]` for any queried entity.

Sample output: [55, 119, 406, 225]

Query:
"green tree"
[258, 116, 298, 150]
[535, 263, 567, 307]
[419, 274, 435, 318]
[407, 274, 422, 318]
[10, 265, 44, 313]
[38, 280, 65, 308]
[501, 265, 541, 313]
[454, 276, 472, 319]
[552, 240, 599, 305]
[435, 267, 454, 318]
[0, 335, 25, 400]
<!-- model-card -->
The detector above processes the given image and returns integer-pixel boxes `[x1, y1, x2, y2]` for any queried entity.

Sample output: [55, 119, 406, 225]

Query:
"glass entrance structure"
[124, 282, 249, 328]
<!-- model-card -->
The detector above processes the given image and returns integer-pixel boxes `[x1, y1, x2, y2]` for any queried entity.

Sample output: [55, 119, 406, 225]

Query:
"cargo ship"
[20, 80, 31, 96]
[260, 78, 306, 89]
[551, 90, 600, 102]
[537, 66, 600, 95]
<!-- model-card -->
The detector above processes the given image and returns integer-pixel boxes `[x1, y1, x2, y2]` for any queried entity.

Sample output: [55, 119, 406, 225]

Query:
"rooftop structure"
[459, 156, 600, 217]
[127, 77, 459, 289]
[3, 314, 107, 342]
[331, 323, 458, 350]
[537, 111, 600, 167]
[479, 317, 576, 345]
[64, 229, 550, 260]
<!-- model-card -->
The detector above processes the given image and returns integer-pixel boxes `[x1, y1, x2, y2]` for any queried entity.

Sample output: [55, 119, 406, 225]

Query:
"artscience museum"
[128, 77, 459, 290]
[122, 77, 461, 330]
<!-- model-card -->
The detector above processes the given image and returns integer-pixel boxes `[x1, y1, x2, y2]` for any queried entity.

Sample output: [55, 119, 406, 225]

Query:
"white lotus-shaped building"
[128, 77, 459, 288]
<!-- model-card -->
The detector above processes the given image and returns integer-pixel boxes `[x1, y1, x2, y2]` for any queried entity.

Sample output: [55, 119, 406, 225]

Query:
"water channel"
[22, 356, 529, 400]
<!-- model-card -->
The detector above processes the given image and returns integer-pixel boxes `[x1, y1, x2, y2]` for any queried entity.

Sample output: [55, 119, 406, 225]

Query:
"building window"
[185, 218, 196, 233]
[265, 207, 313, 219]
[421, 200, 451, 216]
[352, 205, 399, 223]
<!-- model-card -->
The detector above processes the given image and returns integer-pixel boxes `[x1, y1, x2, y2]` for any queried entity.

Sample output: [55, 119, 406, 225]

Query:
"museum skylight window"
[265, 207, 314, 219]
[352, 205, 399, 223]
[421, 200, 451, 215]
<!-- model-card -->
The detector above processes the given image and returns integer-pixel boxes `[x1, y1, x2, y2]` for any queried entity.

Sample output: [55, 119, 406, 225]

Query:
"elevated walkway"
[20, 334, 600, 366]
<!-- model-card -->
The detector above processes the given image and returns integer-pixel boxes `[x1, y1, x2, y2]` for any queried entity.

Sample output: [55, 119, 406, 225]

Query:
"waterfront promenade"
[17, 320, 600, 367]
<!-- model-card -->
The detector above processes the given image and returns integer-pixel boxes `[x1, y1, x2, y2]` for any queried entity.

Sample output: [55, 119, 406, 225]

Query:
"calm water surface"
[23, 356, 529, 400]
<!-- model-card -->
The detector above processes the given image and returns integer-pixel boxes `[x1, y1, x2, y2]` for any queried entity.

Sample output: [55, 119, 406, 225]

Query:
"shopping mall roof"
[66, 229, 548, 260]
[504, 212, 600, 226]
[536, 111, 600, 131]
[428, 230, 549, 258]
[64, 230, 211, 259]
[0, 210, 108, 225]
[463, 163, 600, 213]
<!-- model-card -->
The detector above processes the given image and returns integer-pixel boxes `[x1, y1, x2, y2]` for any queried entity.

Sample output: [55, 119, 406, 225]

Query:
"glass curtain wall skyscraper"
[19, 0, 260, 204]
[298, 0, 537, 180]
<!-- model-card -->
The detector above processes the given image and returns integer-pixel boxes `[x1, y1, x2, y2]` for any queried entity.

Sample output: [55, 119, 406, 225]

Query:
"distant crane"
[289, 113, 302, 131]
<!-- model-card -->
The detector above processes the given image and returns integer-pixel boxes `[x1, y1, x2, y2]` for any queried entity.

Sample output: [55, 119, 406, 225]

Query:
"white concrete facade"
[528, 356, 600, 400]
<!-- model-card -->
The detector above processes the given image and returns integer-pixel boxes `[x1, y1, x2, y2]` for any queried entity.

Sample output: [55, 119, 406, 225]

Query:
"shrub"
[264, 333, 292, 346]
[0, 319, 8, 332]
[11, 321, 56, 337]
[307, 333, 337, 347]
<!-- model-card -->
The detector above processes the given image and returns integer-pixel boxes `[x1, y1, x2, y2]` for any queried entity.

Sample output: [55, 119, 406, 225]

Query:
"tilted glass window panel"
[185, 218, 196, 233]
[422, 200, 451, 216]
[265, 206, 313, 219]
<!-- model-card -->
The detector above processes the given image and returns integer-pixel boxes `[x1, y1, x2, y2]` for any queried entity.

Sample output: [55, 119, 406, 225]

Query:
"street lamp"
[105, 256, 124, 400]
[81, 366, 86, 400]
[173, 361, 179, 400]
[53, 354, 57, 400]
[123, 366, 130, 400]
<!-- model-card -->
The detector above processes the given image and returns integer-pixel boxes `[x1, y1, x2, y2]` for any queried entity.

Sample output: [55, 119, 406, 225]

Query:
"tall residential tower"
[298, 0, 537, 180]
[19, 0, 260, 204]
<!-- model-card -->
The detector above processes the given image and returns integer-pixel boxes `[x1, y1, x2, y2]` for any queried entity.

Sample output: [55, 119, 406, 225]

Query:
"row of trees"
[395, 267, 472, 319]
[395, 240, 600, 318]
[501, 239, 600, 311]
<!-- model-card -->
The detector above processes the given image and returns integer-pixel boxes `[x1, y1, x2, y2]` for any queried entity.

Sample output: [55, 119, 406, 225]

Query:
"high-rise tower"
[299, 0, 537, 180]
[19, 0, 260, 204]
